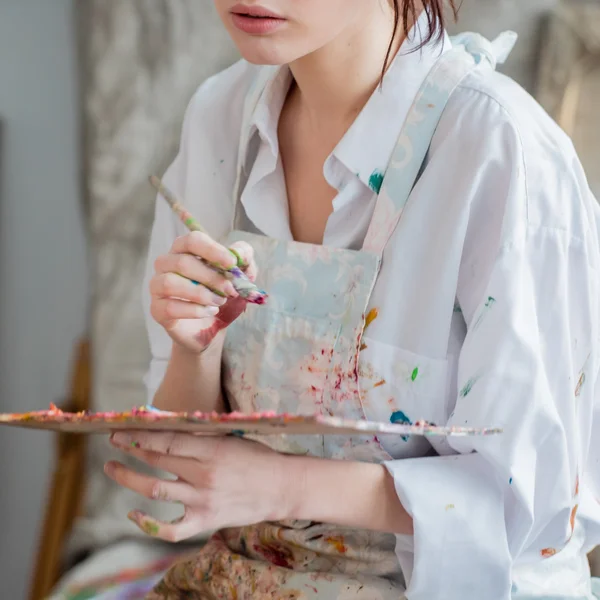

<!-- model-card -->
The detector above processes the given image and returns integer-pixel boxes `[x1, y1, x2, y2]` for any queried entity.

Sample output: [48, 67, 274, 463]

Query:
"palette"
[0, 404, 502, 438]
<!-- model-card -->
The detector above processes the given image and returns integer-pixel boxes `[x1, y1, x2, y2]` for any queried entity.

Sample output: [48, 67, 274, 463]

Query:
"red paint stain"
[304, 585, 318, 594]
[252, 543, 293, 569]
[373, 379, 386, 388]
[541, 547, 558, 558]
[325, 535, 347, 554]
[570, 505, 579, 532]
[575, 475, 580, 496]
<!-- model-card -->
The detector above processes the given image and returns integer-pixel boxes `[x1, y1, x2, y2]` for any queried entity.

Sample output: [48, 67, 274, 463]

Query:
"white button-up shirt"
[143, 25, 600, 600]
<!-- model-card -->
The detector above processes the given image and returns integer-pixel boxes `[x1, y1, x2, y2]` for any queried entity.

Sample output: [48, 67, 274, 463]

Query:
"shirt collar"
[245, 12, 451, 195]
[333, 16, 451, 194]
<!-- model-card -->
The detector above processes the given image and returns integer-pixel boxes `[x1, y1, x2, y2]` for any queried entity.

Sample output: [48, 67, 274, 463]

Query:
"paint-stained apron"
[147, 32, 516, 600]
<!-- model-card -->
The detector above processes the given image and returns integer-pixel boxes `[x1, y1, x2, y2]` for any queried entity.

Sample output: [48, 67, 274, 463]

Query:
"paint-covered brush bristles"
[149, 175, 268, 305]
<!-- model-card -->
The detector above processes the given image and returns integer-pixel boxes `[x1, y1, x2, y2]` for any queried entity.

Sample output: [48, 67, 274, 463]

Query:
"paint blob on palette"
[0, 404, 503, 438]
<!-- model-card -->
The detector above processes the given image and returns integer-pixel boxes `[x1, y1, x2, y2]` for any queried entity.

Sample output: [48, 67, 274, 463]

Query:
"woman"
[104, 0, 600, 598]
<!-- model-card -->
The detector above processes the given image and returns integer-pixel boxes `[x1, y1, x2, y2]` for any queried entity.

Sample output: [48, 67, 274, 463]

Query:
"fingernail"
[111, 433, 132, 447]
[213, 296, 227, 307]
[206, 306, 220, 316]
[104, 462, 115, 476]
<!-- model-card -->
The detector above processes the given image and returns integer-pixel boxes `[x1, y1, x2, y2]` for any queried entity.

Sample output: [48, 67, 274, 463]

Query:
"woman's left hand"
[104, 432, 299, 541]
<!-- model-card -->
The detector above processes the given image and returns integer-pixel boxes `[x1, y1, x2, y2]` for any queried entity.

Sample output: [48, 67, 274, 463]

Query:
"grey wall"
[0, 1, 88, 599]
[451, 0, 558, 90]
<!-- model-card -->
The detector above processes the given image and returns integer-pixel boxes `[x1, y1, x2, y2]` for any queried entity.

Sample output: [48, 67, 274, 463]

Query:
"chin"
[222, 23, 300, 65]
[232, 40, 295, 66]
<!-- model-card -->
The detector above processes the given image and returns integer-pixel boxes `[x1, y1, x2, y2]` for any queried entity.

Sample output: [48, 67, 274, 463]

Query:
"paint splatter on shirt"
[368, 170, 384, 194]
[390, 410, 412, 442]
[459, 376, 479, 398]
[473, 296, 496, 330]
[364, 307, 379, 330]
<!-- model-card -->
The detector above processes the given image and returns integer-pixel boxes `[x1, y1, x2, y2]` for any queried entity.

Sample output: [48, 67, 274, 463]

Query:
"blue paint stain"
[368, 170, 384, 194]
[390, 410, 412, 442]
[509, 477, 513, 485]
[230, 430, 245, 437]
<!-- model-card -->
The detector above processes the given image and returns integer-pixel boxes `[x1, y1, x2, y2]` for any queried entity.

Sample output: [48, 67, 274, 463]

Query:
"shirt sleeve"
[385, 160, 600, 597]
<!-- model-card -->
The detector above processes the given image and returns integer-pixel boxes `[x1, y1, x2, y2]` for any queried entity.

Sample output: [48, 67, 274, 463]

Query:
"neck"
[287, 5, 413, 127]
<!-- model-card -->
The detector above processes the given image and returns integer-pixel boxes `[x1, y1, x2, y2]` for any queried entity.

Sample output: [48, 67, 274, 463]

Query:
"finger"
[127, 448, 203, 483]
[127, 508, 204, 543]
[110, 431, 222, 462]
[172, 232, 236, 270]
[104, 460, 197, 504]
[229, 241, 258, 282]
[150, 273, 227, 307]
[151, 298, 220, 323]
[153, 253, 237, 298]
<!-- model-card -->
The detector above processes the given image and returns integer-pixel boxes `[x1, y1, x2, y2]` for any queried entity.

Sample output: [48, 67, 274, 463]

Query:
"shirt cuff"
[385, 452, 512, 600]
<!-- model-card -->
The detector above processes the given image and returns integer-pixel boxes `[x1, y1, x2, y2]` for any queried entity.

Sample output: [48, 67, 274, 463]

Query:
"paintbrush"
[149, 175, 267, 305]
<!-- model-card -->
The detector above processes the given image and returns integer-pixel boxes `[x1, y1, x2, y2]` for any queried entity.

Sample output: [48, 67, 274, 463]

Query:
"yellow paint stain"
[364, 308, 379, 330]
[575, 474, 580, 497]
[325, 535, 348, 554]
[445, 504, 455, 511]
[541, 547, 558, 558]
[575, 372, 585, 397]
[373, 379, 386, 388]
[359, 343, 368, 351]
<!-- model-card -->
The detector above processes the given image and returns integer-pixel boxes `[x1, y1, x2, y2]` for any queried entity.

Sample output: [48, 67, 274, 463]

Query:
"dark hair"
[382, 0, 459, 79]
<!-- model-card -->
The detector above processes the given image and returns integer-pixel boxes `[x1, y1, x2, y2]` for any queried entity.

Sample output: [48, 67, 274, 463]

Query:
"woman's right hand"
[149, 232, 256, 354]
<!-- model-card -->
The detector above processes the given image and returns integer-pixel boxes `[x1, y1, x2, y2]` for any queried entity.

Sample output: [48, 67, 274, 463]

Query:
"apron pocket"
[358, 337, 449, 458]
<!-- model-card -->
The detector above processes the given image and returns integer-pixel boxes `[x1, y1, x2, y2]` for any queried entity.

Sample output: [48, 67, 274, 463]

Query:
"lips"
[230, 3, 286, 34]
[230, 4, 283, 19]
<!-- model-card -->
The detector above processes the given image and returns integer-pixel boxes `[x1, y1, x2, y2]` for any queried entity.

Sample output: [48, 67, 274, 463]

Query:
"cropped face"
[214, 0, 388, 65]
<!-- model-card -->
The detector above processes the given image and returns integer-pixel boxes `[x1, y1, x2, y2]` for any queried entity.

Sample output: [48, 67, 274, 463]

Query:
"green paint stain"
[411, 367, 419, 381]
[473, 296, 496, 329]
[453, 303, 462, 314]
[390, 410, 412, 442]
[141, 520, 160, 536]
[459, 376, 479, 398]
[130, 441, 140, 449]
[368, 170, 384, 194]
[185, 217, 195, 227]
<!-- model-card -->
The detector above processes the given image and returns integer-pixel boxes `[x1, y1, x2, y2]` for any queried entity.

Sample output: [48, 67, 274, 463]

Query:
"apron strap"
[362, 31, 517, 255]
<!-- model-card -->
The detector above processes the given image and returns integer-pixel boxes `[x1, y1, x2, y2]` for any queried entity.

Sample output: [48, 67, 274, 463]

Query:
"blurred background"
[0, 1, 598, 598]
